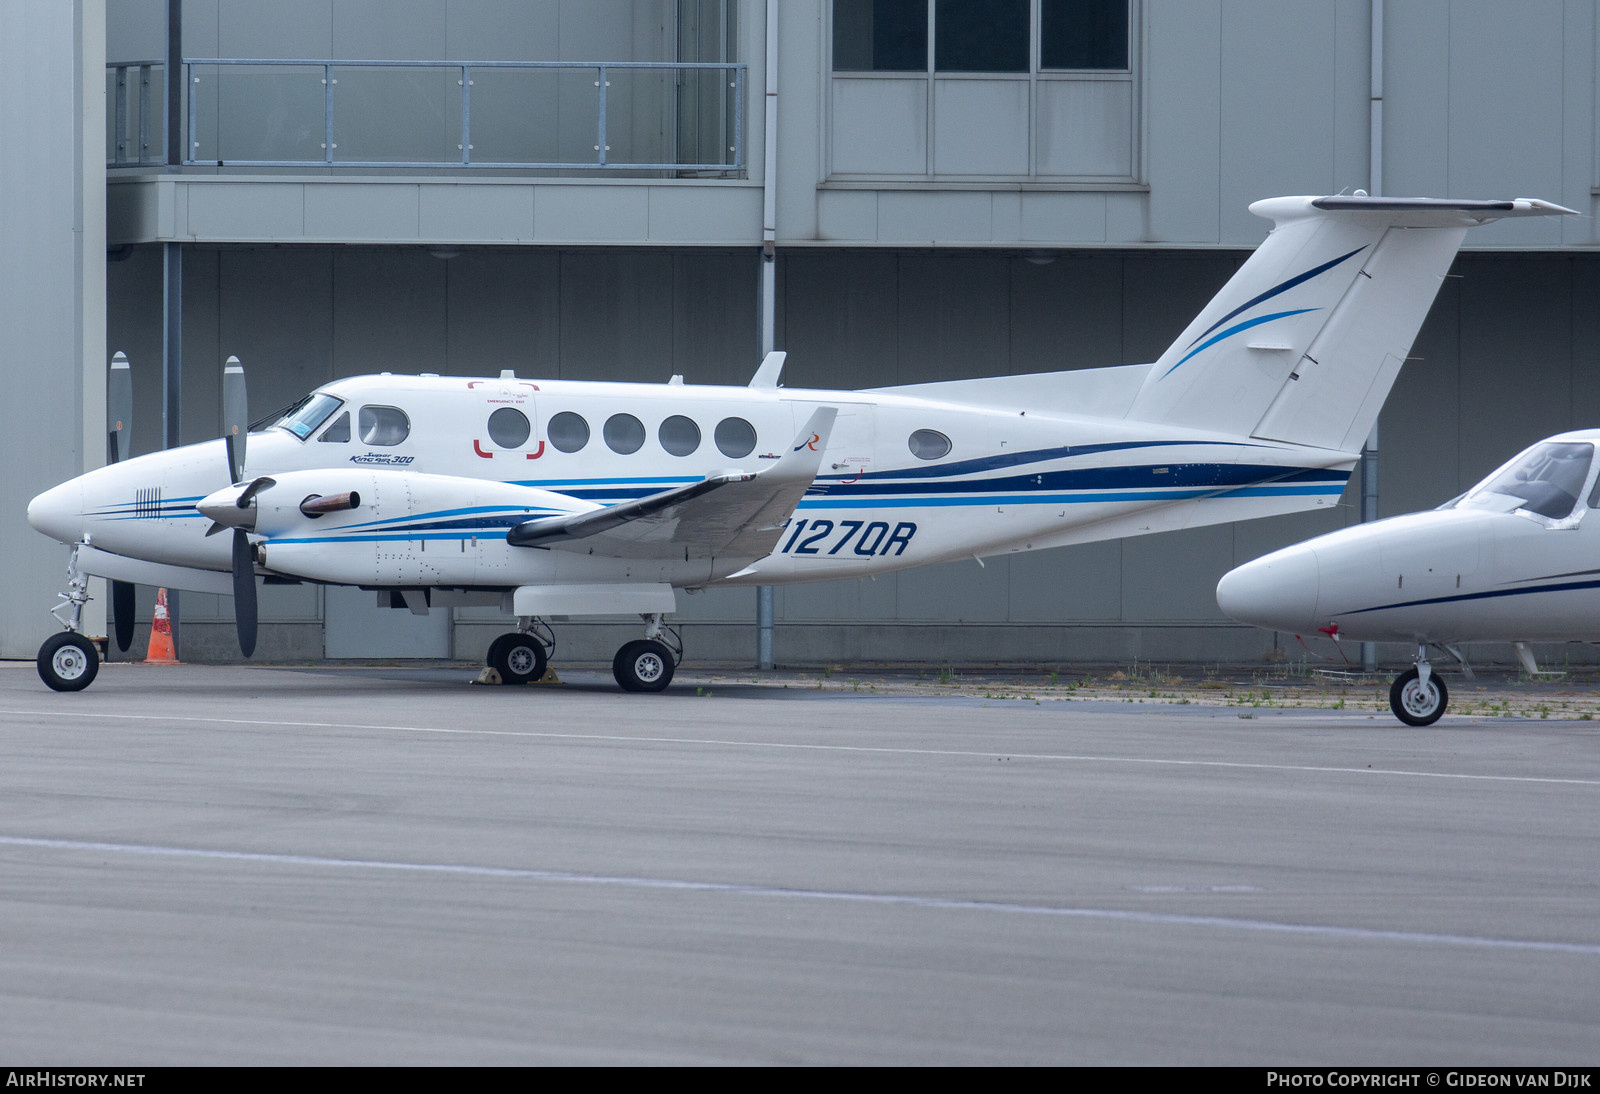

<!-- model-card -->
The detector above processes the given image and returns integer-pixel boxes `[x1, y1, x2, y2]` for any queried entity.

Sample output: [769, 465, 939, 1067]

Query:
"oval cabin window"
[546, 411, 590, 453]
[487, 407, 531, 449]
[908, 429, 951, 460]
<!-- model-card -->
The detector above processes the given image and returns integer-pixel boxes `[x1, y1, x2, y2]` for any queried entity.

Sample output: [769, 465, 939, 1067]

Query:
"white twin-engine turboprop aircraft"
[1219, 429, 1600, 726]
[28, 194, 1573, 693]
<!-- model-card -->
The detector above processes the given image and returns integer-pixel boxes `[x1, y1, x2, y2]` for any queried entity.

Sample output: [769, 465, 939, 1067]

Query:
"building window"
[829, 0, 1137, 181]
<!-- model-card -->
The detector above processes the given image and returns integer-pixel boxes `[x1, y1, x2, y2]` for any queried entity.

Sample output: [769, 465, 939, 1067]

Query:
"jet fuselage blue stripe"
[1340, 578, 1600, 617]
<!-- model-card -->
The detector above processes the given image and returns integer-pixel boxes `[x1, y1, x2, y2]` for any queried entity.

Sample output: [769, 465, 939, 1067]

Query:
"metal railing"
[108, 58, 746, 175]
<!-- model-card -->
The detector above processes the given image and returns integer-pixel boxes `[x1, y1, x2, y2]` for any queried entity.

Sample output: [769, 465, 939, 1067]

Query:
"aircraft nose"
[27, 479, 85, 545]
[1217, 545, 1320, 634]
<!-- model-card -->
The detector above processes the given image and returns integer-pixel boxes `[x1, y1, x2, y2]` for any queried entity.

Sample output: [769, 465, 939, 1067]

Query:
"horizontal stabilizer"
[509, 407, 838, 559]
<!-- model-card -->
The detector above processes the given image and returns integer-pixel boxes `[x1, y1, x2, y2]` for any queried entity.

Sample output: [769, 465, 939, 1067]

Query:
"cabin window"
[908, 428, 951, 459]
[547, 411, 590, 453]
[604, 413, 646, 455]
[659, 415, 702, 457]
[714, 417, 757, 458]
[275, 392, 343, 440]
[359, 405, 411, 446]
[487, 407, 531, 449]
[318, 411, 350, 443]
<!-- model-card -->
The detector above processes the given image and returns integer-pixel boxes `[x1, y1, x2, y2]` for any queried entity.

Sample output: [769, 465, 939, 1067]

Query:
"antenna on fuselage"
[749, 351, 786, 388]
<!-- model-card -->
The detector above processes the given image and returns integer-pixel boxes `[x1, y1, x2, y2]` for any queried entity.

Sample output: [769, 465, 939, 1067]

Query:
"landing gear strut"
[1389, 646, 1448, 726]
[612, 613, 680, 693]
[487, 618, 554, 685]
[38, 542, 100, 692]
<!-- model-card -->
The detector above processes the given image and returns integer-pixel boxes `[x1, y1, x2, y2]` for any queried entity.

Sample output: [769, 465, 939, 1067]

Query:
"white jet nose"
[27, 479, 85, 546]
[1216, 545, 1321, 634]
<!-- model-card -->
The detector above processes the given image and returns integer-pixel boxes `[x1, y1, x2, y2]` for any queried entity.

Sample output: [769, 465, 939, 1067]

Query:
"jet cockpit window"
[488, 407, 531, 449]
[275, 392, 344, 441]
[359, 405, 411, 447]
[547, 411, 590, 453]
[1461, 441, 1595, 521]
[318, 411, 350, 443]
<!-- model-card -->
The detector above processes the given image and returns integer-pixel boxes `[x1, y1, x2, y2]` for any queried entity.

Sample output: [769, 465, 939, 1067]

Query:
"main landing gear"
[483, 613, 682, 693]
[486, 618, 555, 685]
[614, 613, 680, 693]
[37, 542, 100, 692]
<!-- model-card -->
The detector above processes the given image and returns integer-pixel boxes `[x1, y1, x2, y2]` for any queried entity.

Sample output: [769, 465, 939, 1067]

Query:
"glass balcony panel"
[462, 68, 562, 165]
[213, 66, 324, 163]
[332, 66, 461, 164]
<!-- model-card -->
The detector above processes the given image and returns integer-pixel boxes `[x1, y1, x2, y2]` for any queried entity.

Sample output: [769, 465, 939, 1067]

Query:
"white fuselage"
[29, 372, 1354, 596]
[1217, 429, 1600, 645]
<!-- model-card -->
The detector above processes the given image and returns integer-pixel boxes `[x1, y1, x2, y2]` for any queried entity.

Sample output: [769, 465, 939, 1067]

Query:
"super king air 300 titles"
[28, 194, 1574, 693]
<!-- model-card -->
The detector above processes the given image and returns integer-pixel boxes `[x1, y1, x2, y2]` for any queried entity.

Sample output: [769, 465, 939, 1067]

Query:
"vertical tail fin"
[1125, 196, 1575, 449]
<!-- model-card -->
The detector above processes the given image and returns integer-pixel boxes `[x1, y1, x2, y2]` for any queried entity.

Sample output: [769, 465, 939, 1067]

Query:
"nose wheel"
[1390, 664, 1449, 726]
[38, 632, 100, 692]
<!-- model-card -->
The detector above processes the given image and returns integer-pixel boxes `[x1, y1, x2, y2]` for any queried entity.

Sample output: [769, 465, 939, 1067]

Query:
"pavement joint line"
[4, 834, 1599, 957]
[3, 706, 1599, 787]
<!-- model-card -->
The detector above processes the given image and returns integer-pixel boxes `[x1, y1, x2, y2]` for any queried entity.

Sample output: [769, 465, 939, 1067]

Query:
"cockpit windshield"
[1453, 441, 1595, 521]
[273, 392, 345, 441]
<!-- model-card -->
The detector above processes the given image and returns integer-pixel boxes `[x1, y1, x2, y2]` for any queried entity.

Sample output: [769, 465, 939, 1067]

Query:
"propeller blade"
[232, 529, 258, 658]
[222, 355, 247, 482]
[108, 351, 131, 465]
[111, 579, 136, 653]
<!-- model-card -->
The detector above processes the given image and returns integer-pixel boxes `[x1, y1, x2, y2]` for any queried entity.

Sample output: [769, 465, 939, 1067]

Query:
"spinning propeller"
[219, 356, 259, 658]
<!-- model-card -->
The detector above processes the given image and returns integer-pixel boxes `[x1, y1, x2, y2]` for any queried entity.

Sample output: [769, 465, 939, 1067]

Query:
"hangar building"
[5, 1, 1597, 666]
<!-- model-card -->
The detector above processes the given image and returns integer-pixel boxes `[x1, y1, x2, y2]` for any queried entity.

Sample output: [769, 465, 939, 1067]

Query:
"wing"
[507, 407, 837, 560]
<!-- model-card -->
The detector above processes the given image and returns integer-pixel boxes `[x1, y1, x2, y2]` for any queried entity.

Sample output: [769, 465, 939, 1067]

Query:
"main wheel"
[490, 632, 548, 685]
[1390, 667, 1448, 726]
[613, 639, 675, 693]
[38, 632, 99, 692]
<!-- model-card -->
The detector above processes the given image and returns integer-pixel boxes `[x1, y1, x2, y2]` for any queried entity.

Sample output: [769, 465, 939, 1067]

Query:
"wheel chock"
[472, 666, 503, 686]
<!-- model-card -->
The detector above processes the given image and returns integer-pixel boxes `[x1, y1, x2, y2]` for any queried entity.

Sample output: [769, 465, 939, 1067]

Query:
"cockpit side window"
[274, 392, 344, 441]
[319, 411, 351, 443]
[359, 405, 411, 446]
[1465, 441, 1594, 521]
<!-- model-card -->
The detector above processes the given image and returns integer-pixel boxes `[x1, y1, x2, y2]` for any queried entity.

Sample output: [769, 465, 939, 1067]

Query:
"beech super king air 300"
[1219, 429, 1600, 726]
[28, 194, 1573, 693]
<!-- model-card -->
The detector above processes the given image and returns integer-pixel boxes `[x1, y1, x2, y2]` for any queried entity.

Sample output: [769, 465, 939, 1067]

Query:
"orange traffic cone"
[144, 588, 179, 664]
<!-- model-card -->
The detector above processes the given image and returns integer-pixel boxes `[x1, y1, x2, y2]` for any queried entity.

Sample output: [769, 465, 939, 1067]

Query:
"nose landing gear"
[1389, 646, 1449, 726]
[38, 542, 101, 692]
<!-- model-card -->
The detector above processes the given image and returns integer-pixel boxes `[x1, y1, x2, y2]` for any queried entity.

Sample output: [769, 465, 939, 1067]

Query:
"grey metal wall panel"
[557, 250, 676, 380]
[418, 184, 536, 241]
[670, 252, 757, 381]
[332, 248, 449, 374]
[444, 250, 561, 376]
[1007, 255, 1125, 373]
[216, 0, 334, 58]
[778, 251, 900, 390]
[222, 247, 335, 410]
[1144, 1, 1221, 243]
[895, 254, 1013, 384]
[1218, 0, 1344, 242]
